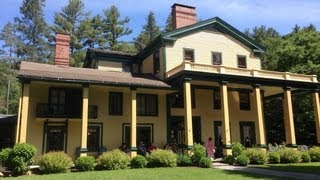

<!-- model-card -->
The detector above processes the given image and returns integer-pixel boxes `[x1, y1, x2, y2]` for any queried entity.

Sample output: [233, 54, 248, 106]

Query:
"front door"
[45, 125, 66, 152]
[214, 121, 223, 158]
[240, 122, 256, 147]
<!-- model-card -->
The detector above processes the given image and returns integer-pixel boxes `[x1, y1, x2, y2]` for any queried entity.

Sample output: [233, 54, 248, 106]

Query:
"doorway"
[240, 121, 256, 147]
[214, 121, 223, 158]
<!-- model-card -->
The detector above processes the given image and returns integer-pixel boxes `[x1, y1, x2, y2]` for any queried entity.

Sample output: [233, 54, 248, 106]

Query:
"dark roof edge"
[171, 3, 196, 9]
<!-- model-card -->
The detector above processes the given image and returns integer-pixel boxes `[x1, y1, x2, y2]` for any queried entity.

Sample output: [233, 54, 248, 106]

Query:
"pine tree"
[52, 0, 90, 53]
[134, 11, 161, 51]
[103, 5, 132, 51]
[0, 23, 22, 65]
[79, 15, 105, 48]
[14, 0, 50, 62]
[164, 14, 173, 32]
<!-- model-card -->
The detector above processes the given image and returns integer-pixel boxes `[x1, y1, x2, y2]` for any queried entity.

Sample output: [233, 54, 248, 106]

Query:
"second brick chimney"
[55, 33, 71, 67]
[171, 3, 196, 29]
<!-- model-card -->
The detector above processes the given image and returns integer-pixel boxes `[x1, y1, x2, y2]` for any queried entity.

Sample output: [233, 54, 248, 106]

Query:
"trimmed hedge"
[235, 154, 250, 166]
[223, 155, 235, 165]
[231, 143, 244, 157]
[268, 151, 280, 164]
[191, 144, 206, 165]
[96, 149, 130, 170]
[130, 155, 147, 168]
[279, 149, 301, 164]
[198, 157, 212, 168]
[308, 147, 320, 162]
[244, 148, 268, 165]
[147, 149, 177, 167]
[75, 156, 95, 171]
[39, 151, 73, 174]
[300, 152, 311, 163]
[177, 154, 192, 167]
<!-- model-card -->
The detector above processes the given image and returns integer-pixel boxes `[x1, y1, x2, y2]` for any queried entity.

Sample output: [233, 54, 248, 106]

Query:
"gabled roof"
[18, 61, 171, 89]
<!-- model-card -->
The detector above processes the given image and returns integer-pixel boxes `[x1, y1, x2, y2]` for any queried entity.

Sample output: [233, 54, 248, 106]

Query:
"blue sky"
[1, 0, 320, 42]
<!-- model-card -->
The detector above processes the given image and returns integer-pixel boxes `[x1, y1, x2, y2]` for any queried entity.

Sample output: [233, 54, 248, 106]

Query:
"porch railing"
[166, 62, 318, 83]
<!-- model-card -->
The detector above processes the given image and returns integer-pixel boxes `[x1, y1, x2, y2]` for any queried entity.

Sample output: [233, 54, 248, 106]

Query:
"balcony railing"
[36, 104, 98, 119]
[166, 62, 318, 83]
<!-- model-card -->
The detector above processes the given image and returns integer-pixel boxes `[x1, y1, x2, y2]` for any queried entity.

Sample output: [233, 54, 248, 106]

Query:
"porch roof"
[18, 61, 171, 89]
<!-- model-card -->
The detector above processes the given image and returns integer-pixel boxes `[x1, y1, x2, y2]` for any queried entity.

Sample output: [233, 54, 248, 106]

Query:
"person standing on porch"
[205, 137, 215, 160]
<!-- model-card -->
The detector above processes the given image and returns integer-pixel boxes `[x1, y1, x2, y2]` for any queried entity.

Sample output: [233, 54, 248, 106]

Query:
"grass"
[255, 162, 320, 174]
[9, 167, 280, 180]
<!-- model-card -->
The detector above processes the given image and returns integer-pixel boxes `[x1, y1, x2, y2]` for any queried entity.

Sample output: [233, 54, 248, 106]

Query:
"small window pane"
[184, 49, 194, 62]
[239, 91, 250, 110]
[238, 56, 247, 68]
[212, 52, 222, 65]
[109, 92, 123, 115]
[87, 125, 101, 152]
[137, 94, 158, 116]
[213, 90, 221, 109]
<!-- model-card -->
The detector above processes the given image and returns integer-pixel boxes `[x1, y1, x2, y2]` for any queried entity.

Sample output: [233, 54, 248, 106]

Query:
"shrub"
[198, 157, 212, 168]
[300, 152, 311, 163]
[147, 149, 177, 167]
[268, 151, 280, 164]
[223, 155, 235, 165]
[176, 154, 192, 167]
[231, 143, 244, 157]
[0, 148, 12, 167]
[75, 156, 95, 171]
[7, 143, 37, 176]
[191, 143, 206, 165]
[235, 154, 250, 166]
[130, 155, 147, 168]
[39, 151, 73, 174]
[96, 149, 130, 170]
[244, 148, 267, 165]
[279, 149, 300, 164]
[308, 147, 320, 162]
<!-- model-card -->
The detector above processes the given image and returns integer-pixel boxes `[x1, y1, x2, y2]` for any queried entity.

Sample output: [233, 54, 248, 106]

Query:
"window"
[192, 88, 196, 108]
[170, 91, 184, 108]
[212, 52, 222, 65]
[237, 55, 247, 68]
[137, 94, 158, 116]
[240, 122, 256, 147]
[213, 90, 221, 109]
[153, 50, 160, 74]
[239, 91, 250, 110]
[109, 92, 123, 115]
[123, 124, 153, 146]
[44, 125, 67, 153]
[184, 49, 194, 62]
[88, 105, 98, 119]
[87, 124, 102, 152]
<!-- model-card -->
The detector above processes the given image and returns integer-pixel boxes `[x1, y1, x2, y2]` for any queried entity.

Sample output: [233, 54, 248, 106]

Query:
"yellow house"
[16, 3, 320, 158]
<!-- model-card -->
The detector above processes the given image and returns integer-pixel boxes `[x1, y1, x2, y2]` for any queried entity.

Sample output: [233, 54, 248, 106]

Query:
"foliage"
[130, 155, 147, 169]
[176, 153, 192, 167]
[96, 149, 130, 170]
[190, 143, 206, 165]
[243, 148, 268, 165]
[300, 152, 311, 163]
[279, 149, 301, 164]
[79, 15, 105, 48]
[146, 149, 177, 167]
[231, 142, 244, 157]
[5, 143, 37, 176]
[164, 14, 172, 32]
[75, 156, 95, 171]
[267, 151, 280, 164]
[308, 147, 320, 162]
[222, 155, 235, 165]
[0, 148, 12, 167]
[198, 157, 212, 168]
[235, 154, 250, 166]
[39, 151, 73, 174]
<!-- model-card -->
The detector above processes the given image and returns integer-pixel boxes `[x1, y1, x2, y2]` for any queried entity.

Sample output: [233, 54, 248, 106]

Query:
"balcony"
[36, 104, 98, 119]
[166, 62, 318, 83]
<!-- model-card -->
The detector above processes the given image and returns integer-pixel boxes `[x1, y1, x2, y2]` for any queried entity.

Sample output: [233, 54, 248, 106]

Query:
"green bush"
[75, 156, 95, 171]
[0, 148, 12, 167]
[300, 152, 311, 163]
[191, 143, 206, 165]
[231, 143, 244, 157]
[223, 155, 235, 165]
[130, 155, 147, 168]
[244, 148, 267, 165]
[198, 157, 212, 168]
[308, 147, 320, 162]
[7, 143, 37, 176]
[268, 151, 280, 164]
[235, 154, 250, 166]
[39, 151, 73, 174]
[279, 149, 301, 164]
[176, 154, 192, 166]
[97, 149, 130, 170]
[146, 149, 177, 167]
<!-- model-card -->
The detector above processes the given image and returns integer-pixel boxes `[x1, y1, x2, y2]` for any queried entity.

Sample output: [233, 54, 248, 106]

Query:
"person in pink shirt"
[205, 137, 216, 160]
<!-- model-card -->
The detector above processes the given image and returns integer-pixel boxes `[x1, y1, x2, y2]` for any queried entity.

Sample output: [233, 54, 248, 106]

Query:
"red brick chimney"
[171, 3, 196, 29]
[55, 33, 71, 66]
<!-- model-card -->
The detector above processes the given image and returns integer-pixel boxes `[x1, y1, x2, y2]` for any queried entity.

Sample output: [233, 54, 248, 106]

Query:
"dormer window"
[212, 52, 222, 65]
[237, 55, 247, 68]
[184, 49, 194, 62]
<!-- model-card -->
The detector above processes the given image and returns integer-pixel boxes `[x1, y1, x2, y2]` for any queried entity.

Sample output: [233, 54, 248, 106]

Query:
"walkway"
[213, 162, 320, 180]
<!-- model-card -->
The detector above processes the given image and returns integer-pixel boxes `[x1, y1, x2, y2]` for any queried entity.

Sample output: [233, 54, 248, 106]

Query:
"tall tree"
[103, 5, 132, 51]
[52, 0, 90, 53]
[134, 11, 161, 51]
[14, 0, 50, 62]
[164, 14, 172, 32]
[79, 15, 105, 48]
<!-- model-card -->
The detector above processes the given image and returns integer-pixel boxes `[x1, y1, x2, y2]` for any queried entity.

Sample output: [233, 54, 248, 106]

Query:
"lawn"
[256, 162, 320, 174]
[10, 167, 280, 180]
